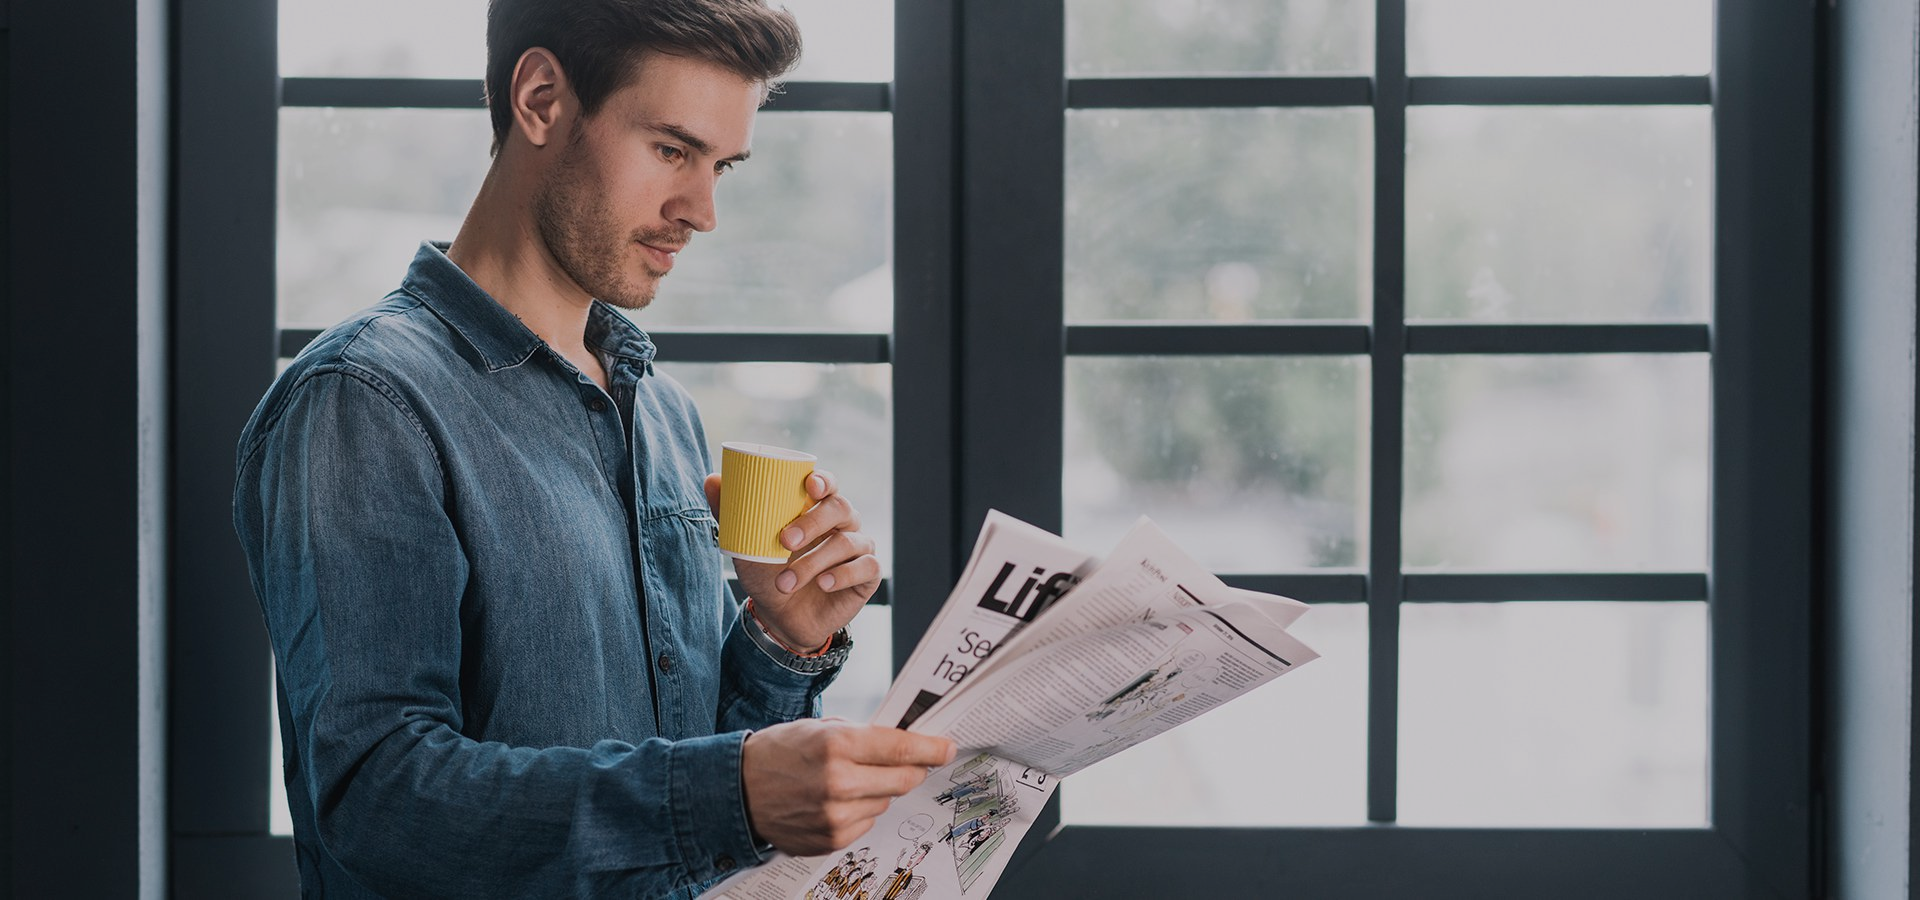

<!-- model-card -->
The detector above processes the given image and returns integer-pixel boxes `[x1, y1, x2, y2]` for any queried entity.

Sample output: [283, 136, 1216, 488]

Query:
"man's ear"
[508, 47, 573, 149]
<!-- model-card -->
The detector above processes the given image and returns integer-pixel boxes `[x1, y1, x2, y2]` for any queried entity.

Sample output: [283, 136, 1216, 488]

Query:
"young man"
[232, 2, 953, 897]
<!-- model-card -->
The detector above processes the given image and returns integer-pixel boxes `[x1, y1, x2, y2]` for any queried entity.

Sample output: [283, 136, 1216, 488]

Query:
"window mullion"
[1369, 0, 1409, 826]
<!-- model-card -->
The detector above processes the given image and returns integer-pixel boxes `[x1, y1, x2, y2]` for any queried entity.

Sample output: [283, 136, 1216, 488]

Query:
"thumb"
[704, 473, 721, 513]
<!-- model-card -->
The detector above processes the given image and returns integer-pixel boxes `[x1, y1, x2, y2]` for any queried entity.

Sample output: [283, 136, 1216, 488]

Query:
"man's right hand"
[741, 719, 959, 856]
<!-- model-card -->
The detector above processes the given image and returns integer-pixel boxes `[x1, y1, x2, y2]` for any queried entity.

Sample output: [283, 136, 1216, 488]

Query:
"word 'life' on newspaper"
[704, 511, 1319, 900]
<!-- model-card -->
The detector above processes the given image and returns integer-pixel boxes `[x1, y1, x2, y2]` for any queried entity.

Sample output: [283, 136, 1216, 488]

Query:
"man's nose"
[667, 175, 719, 233]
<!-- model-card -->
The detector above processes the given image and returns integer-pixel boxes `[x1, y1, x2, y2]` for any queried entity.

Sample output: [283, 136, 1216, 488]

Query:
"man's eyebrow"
[644, 121, 751, 163]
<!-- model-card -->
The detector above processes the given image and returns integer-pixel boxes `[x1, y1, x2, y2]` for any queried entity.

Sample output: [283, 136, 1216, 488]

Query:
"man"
[231, 1, 953, 897]
[879, 841, 931, 900]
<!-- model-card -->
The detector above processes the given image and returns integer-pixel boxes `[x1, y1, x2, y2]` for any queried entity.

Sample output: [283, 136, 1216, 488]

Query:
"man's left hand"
[705, 470, 878, 652]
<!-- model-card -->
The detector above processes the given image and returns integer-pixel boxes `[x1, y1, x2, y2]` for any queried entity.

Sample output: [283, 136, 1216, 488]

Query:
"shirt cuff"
[668, 730, 765, 883]
[723, 614, 840, 720]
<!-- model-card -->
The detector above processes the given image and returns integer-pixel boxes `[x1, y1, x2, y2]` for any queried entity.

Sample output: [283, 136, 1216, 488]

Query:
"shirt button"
[714, 855, 736, 873]
[657, 653, 674, 673]
[587, 396, 608, 413]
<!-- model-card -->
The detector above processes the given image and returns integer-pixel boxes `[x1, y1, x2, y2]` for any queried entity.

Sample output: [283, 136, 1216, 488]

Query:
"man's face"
[533, 53, 761, 310]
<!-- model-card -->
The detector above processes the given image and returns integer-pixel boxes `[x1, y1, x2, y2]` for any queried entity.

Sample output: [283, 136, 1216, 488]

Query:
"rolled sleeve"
[717, 613, 838, 728]
[667, 731, 767, 879]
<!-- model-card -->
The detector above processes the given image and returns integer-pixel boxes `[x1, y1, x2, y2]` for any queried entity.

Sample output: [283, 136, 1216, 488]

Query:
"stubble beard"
[532, 133, 688, 312]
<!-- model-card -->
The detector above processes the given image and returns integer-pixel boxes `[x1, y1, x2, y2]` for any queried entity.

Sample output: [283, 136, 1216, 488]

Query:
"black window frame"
[168, 0, 1818, 896]
[951, 1, 1816, 895]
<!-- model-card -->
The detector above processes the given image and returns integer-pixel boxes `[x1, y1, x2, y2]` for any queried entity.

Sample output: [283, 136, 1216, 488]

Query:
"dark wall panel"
[6, 0, 163, 894]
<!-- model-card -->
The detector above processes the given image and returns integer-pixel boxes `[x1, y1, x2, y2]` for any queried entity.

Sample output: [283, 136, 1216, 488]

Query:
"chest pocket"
[640, 504, 730, 645]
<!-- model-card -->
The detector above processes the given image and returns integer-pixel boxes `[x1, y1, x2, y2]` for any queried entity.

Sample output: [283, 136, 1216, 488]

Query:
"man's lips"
[638, 240, 683, 272]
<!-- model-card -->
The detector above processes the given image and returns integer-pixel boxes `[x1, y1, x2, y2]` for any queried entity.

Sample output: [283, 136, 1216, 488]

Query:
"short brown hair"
[484, 0, 802, 154]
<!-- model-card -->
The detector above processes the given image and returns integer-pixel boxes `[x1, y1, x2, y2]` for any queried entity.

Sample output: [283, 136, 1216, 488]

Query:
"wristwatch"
[743, 600, 852, 674]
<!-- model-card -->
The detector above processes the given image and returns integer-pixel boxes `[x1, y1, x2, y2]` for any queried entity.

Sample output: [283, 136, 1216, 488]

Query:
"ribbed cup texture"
[718, 444, 816, 563]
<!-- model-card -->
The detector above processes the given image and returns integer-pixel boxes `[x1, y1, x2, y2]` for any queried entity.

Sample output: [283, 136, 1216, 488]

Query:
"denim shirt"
[233, 242, 838, 899]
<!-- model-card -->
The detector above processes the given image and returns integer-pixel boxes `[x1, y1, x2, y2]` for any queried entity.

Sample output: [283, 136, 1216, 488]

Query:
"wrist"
[744, 598, 832, 656]
[742, 599, 853, 675]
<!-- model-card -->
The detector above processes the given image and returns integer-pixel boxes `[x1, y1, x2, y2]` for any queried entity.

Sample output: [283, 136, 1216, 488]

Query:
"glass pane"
[1068, 0, 1373, 76]
[1399, 602, 1709, 826]
[281, 0, 483, 79]
[1403, 355, 1708, 570]
[782, 0, 893, 83]
[1409, 0, 1711, 76]
[669, 363, 892, 574]
[1065, 601, 1367, 826]
[1406, 107, 1711, 322]
[270, 664, 293, 836]
[279, 109, 891, 331]
[279, 0, 887, 81]
[279, 108, 491, 329]
[1065, 357, 1368, 570]
[819, 604, 895, 721]
[1067, 109, 1372, 321]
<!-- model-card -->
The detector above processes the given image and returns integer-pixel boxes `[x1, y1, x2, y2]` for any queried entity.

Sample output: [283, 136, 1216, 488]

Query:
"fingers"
[812, 554, 882, 595]
[806, 469, 837, 501]
[822, 759, 932, 802]
[845, 727, 959, 769]
[780, 794, 888, 856]
[703, 473, 721, 513]
[743, 721, 956, 857]
[774, 531, 879, 594]
[810, 798, 888, 854]
[780, 474, 859, 553]
[852, 763, 935, 801]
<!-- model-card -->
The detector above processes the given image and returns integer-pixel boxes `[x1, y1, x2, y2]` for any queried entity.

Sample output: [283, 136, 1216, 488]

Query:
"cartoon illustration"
[807, 851, 857, 900]
[897, 813, 936, 842]
[1056, 644, 1224, 772]
[1085, 648, 1208, 724]
[935, 755, 1026, 892]
[876, 840, 931, 900]
[806, 846, 882, 900]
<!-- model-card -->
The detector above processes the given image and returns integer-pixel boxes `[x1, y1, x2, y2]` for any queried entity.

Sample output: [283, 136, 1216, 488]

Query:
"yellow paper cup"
[717, 442, 818, 564]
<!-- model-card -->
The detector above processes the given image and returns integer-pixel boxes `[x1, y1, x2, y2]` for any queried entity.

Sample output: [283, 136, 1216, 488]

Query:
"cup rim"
[721, 441, 817, 463]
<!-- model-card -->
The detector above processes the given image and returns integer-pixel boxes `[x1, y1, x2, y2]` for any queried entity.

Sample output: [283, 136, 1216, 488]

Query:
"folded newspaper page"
[703, 512, 1318, 900]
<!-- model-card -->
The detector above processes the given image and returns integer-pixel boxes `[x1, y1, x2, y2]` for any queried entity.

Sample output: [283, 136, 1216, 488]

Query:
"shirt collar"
[586, 300, 659, 370]
[400, 241, 657, 373]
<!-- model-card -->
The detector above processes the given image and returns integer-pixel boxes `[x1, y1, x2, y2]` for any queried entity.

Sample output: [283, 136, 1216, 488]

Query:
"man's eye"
[716, 160, 735, 175]
[658, 145, 684, 162]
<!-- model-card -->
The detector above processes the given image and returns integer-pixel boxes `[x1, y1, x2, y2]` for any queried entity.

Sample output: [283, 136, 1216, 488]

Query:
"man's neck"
[446, 168, 604, 382]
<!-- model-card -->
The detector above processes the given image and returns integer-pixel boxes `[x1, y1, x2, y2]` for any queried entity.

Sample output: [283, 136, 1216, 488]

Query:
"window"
[926, 0, 1811, 894]
[173, 0, 1817, 895]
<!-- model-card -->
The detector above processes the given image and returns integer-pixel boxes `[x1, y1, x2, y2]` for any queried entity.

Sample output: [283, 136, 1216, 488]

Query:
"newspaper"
[704, 512, 1319, 900]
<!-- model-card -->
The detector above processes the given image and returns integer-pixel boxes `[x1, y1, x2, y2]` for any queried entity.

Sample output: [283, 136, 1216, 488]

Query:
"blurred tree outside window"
[1058, 0, 1712, 831]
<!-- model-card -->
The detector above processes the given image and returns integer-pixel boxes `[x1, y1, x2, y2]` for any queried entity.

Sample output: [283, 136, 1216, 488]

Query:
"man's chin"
[601, 294, 655, 312]
[599, 274, 665, 311]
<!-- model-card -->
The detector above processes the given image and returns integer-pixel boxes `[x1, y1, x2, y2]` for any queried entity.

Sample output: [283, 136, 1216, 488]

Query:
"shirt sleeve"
[234, 367, 758, 898]
[714, 587, 841, 728]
